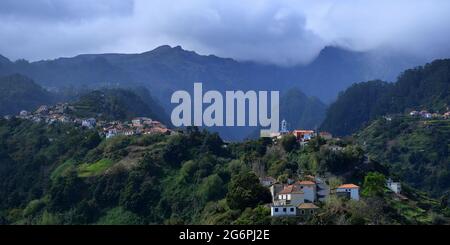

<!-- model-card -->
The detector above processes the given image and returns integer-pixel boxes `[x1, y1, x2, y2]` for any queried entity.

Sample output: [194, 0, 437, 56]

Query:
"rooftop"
[337, 184, 359, 189]
[279, 185, 304, 194]
[296, 180, 316, 185]
[298, 203, 319, 209]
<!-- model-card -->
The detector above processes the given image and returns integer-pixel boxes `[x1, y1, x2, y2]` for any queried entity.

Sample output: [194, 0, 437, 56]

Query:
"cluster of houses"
[5, 104, 171, 139]
[261, 119, 333, 144]
[260, 175, 360, 218]
[409, 110, 450, 119]
[261, 175, 404, 218]
[103, 117, 170, 139]
[11, 103, 74, 124]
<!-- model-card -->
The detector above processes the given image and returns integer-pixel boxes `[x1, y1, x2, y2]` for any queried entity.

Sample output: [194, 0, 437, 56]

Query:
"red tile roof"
[337, 184, 359, 189]
[279, 185, 304, 194]
[296, 180, 316, 185]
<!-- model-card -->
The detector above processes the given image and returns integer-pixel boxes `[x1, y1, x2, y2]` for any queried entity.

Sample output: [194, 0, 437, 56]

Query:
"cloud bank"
[1, 0, 449, 65]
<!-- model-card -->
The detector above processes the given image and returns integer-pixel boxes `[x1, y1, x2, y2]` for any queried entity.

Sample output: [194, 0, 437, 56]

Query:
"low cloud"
[1, 0, 449, 65]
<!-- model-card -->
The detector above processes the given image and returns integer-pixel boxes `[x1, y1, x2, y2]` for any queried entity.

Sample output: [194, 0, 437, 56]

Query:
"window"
[301, 210, 305, 214]
[274, 208, 278, 212]
[290, 208, 294, 212]
[283, 208, 287, 212]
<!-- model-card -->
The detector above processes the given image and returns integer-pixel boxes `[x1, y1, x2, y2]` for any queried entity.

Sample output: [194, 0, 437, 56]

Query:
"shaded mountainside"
[321, 59, 450, 136]
[70, 88, 170, 125]
[0, 119, 447, 225]
[355, 117, 450, 198]
[280, 88, 327, 130]
[0, 74, 55, 116]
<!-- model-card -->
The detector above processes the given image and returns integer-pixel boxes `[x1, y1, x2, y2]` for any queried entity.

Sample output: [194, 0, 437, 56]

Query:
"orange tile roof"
[296, 180, 316, 185]
[298, 203, 319, 209]
[292, 130, 314, 133]
[337, 184, 359, 189]
[279, 185, 304, 194]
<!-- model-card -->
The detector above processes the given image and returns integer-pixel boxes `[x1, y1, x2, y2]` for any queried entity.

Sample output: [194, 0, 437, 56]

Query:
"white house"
[410, 111, 419, 116]
[294, 180, 316, 203]
[82, 118, 96, 129]
[336, 184, 360, 201]
[386, 178, 401, 194]
[19, 110, 30, 117]
[106, 129, 118, 139]
[271, 205, 297, 217]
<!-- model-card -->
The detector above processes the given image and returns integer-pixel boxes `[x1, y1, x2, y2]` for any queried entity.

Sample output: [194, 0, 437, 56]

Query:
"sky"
[1, 0, 450, 66]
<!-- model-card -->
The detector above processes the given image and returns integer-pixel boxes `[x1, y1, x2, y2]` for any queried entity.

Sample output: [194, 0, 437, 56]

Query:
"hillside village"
[258, 119, 409, 218]
[408, 109, 450, 119]
[3, 103, 172, 139]
[261, 174, 403, 218]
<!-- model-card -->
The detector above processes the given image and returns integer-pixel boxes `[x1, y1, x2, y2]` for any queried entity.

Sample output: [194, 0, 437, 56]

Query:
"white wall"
[271, 206, 297, 217]
[350, 189, 359, 201]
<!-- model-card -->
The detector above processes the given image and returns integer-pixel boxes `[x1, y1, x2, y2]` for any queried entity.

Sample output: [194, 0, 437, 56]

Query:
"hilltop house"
[410, 110, 419, 116]
[268, 176, 360, 217]
[19, 110, 30, 117]
[292, 130, 315, 142]
[82, 118, 96, 129]
[444, 112, 450, 119]
[386, 178, 401, 194]
[132, 117, 152, 127]
[294, 180, 316, 203]
[106, 129, 118, 139]
[336, 184, 360, 201]
[36, 105, 49, 114]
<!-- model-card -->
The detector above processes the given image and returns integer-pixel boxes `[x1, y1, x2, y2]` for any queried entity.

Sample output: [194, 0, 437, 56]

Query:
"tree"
[280, 134, 297, 152]
[226, 171, 272, 210]
[362, 172, 386, 197]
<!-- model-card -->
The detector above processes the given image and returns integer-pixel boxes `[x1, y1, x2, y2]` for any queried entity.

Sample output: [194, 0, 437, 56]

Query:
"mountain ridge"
[0, 45, 425, 102]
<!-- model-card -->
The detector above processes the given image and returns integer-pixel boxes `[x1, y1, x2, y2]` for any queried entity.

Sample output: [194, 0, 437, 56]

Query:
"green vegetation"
[356, 117, 450, 198]
[70, 89, 168, 124]
[321, 59, 450, 136]
[77, 159, 114, 177]
[362, 172, 386, 197]
[0, 117, 447, 225]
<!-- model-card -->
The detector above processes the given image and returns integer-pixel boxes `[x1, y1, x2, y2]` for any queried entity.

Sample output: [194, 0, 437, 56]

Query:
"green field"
[77, 159, 114, 177]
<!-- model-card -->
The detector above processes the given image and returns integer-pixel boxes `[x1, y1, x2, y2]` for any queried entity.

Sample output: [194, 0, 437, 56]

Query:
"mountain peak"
[148, 45, 185, 53]
[316, 46, 364, 61]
